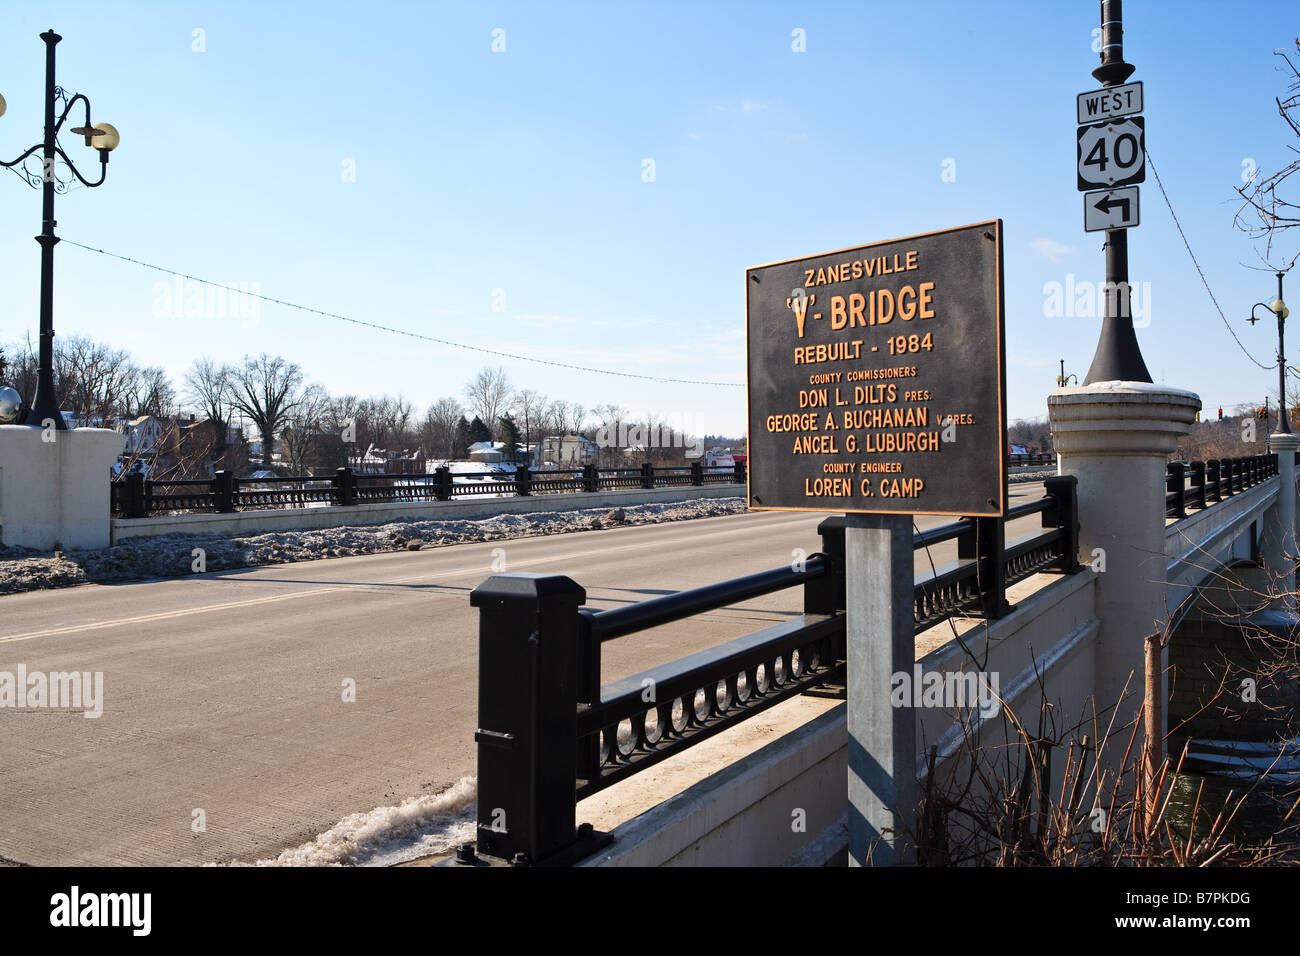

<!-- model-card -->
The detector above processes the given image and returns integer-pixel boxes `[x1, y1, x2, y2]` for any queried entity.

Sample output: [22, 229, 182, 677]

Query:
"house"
[120, 415, 167, 455]
[357, 446, 427, 475]
[467, 441, 506, 464]
[539, 435, 597, 466]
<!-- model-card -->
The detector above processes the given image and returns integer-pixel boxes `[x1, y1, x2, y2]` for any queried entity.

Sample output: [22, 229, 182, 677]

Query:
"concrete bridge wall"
[577, 478, 1281, 867]
[109, 484, 742, 543]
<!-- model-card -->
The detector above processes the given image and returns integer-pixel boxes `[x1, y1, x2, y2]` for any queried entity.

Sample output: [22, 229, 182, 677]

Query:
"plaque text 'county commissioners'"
[745, 220, 1007, 517]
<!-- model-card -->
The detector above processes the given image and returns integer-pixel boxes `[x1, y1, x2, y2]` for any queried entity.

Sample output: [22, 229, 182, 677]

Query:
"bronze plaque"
[746, 220, 1006, 516]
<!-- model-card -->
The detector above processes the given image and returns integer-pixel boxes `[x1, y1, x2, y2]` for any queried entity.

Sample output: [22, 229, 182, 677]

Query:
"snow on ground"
[0, 496, 748, 596]
[221, 777, 477, 867]
[1010, 468, 1056, 483]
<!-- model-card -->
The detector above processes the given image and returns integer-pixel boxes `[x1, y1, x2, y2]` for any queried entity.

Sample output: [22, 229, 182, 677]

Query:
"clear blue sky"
[1, 0, 1296, 436]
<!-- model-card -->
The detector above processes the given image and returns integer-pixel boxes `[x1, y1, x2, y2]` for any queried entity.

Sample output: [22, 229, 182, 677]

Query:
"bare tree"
[511, 389, 550, 465]
[421, 396, 464, 460]
[58, 335, 136, 425]
[280, 384, 333, 474]
[228, 354, 304, 471]
[1234, 40, 1300, 270]
[547, 399, 586, 436]
[124, 366, 177, 419]
[184, 357, 232, 448]
[375, 394, 414, 449]
[463, 367, 512, 439]
[322, 394, 363, 464]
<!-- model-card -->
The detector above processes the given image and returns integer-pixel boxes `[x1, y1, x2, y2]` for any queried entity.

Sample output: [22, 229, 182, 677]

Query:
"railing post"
[958, 516, 1010, 617]
[690, 461, 703, 486]
[1043, 474, 1081, 573]
[807, 516, 847, 615]
[334, 466, 355, 506]
[1207, 459, 1221, 502]
[121, 471, 146, 518]
[575, 608, 601, 793]
[469, 573, 586, 865]
[734, 460, 746, 485]
[435, 465, 452, 501]
[582, 464, 598, 493]
[640, 462, 654, 490]
[1167, 461, 1186, 519]
[213, 470, 236, 513]
[1189, 460, 1206, 511]
[514, 466, 532, 497]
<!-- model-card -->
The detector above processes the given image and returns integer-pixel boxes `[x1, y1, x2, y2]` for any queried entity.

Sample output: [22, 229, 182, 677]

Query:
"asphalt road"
[0, 483, 1045, 865]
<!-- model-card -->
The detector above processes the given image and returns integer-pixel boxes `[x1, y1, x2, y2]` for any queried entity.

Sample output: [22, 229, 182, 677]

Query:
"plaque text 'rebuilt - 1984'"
[745, 220, 1007, 517]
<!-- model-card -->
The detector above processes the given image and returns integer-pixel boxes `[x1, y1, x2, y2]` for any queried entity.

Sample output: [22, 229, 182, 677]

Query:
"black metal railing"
[465, 475, 1080, 866]
[1008, 452, 1055, 467]
[1164, 454, 1280, 520]
[111, 461, 748, 518]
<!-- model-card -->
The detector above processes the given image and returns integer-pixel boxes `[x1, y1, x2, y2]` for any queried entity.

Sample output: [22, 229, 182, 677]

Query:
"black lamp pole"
[1249, 271, 1291, 434]
[0, 29, 118, 430]
[1082, 0, 1153, 384]
[1056, 359, 1077, 388]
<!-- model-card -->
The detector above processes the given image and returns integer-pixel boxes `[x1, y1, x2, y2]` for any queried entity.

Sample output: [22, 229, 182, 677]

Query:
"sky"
[1, 0, 1297, 437]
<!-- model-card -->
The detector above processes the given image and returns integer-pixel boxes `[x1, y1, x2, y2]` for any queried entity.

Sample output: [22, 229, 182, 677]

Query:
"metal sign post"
[1079, 0, 1152, 384]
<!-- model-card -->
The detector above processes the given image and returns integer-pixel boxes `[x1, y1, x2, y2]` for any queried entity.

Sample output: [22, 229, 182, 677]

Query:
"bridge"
[456, 383, 1300, 867]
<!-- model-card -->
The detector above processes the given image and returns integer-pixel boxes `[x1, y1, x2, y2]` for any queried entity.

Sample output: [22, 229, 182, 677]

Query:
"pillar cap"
[1268, 432, 1300, 451]
[1048, 382, 1200, 456]
[470, 573, 586, 606]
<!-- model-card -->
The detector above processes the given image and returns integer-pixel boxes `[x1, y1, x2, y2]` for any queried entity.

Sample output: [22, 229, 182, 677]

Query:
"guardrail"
[464, 475, 1080, 866]
[1164, 454, 1281, 520]
[111, 462, 747, 518]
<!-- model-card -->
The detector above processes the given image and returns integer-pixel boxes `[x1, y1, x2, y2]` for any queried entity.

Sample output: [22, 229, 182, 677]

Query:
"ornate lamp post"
[1248, 271, 1298, 602]
[1247, 272, 1292, 434]
[0, 29, 121, 430]
[1055, 359, 1078, 389]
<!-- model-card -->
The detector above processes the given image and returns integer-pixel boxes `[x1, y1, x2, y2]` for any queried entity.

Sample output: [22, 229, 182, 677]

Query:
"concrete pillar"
[1267, 432, 1300, 609]
[845, 513, 916, 867]
[0, 425, 124, 550]
[1047, 383, 1199, 733]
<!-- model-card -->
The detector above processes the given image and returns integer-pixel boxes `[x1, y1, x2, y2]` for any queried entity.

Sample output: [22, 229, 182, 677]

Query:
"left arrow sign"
[1083, 186, 1140, 232]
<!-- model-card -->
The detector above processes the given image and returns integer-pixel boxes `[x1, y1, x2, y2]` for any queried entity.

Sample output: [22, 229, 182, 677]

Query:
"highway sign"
[1077, 117, 1145, 190]
[1076, 81, 1143, 125]
[1084, 186, 1140, 232]
[745, 221, 1006, 517]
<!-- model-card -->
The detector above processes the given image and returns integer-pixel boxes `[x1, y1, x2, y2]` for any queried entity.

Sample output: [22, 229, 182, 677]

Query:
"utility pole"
[1082, 0, 1152, 384]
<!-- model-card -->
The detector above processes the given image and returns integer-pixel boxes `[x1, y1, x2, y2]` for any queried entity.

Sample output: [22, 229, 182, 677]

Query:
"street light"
[1247, 271, 1291, 434]
[0, 29, 121, 431]
[1055, 359, 1078, 389]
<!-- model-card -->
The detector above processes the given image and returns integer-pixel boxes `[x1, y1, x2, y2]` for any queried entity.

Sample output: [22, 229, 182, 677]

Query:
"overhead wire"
[60, 238, 745, 388]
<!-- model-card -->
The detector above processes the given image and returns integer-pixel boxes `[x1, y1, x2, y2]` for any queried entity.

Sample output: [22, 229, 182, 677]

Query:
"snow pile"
[1009, 469, 1056, 484]
[235, 776, 477, 867]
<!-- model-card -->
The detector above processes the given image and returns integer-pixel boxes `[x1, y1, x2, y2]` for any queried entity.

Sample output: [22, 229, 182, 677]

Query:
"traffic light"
[1218, 407, 1224, 420]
